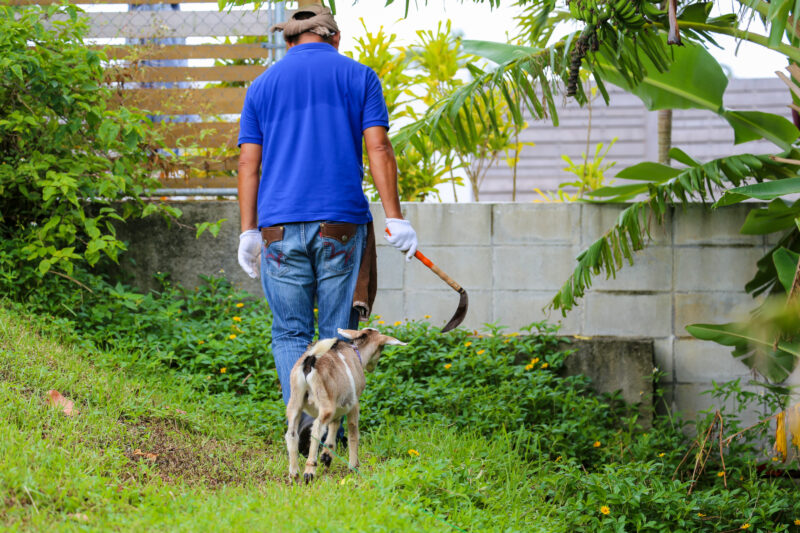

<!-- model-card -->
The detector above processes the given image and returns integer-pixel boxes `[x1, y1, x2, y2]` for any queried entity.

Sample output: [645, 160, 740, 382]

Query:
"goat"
[285, 327, 406, 483]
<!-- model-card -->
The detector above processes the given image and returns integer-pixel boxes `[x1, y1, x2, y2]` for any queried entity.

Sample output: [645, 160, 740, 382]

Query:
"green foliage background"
[0, 4, 176, 286]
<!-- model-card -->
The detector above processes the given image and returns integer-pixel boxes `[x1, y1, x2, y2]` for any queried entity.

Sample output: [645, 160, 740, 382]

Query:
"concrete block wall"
[118, 201, 782, 421]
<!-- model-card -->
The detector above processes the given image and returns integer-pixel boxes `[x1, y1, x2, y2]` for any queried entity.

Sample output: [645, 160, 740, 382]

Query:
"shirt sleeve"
[238, 87, 263, 147]
[362, 68, 390, 132]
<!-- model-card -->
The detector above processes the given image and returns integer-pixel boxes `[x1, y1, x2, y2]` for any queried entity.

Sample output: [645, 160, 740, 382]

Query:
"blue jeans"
[260, 221, 367, 405]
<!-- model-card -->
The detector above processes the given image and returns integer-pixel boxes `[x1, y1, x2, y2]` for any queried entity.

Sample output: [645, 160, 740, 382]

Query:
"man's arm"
[238, 143, 262, 231]
[364, 126, 418, 260]
[364, 126, 402, 220]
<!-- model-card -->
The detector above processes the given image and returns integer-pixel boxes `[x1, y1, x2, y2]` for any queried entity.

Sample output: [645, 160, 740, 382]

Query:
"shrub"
[0, 4, 177, 282]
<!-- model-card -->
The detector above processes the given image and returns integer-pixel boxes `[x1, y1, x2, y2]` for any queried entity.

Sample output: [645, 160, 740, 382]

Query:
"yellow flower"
[394, 321, 402, 326]
[525, 364, 534, 370]
[717, 471, 725, 477]
[794, 519, 800, 526]
[198, 340, 205, 345]
[531, 357, 540, 365]
[697, 513, 705, 517]
[503, 339, 511, 344]
[600, 506, 610, 515]
[377, 320, 385, 325]
[444, 363, 452, 370]
[236, 302, 244, 308]
[740, 524, 750, 530]
[220, 367, 227, 374]
[593, 441, 601, 448]
[477, 349, 485, 355]
[314, 308, 318, 313]
[408, 449, 419, 456]
[658, 453, 665, 458]
[464, 341, 472, 347]
[541, 363, 549, 369]
[228, 334, 237, 340]
[375, 315, 381, 319]
[424, 315, 431, 319]
[232, 316, 242, 322]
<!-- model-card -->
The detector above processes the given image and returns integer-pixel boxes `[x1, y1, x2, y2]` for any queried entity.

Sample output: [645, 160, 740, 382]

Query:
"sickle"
[385, 228, 469, 333]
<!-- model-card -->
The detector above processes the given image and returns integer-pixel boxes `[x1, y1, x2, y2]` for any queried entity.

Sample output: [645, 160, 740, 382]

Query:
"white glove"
[384, 218, 418, 261]
[238, 229, 261, 279]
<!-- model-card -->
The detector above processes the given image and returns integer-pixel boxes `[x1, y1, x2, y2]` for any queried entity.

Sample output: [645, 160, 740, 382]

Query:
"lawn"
[2, 274, 800, 532]
[0, 305, 555, 532]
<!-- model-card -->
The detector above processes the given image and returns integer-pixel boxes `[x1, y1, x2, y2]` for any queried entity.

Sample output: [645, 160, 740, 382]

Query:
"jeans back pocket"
[320, 222, 358, 273]
[261, 225, 286, 277]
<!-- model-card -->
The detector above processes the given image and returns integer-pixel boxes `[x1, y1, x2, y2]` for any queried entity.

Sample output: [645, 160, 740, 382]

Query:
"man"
[236, 5, 417, 452]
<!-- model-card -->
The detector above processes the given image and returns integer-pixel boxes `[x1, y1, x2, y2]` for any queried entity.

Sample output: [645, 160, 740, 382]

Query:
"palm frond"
[391, 22, 677, 155]
[549, 152, 800, 315]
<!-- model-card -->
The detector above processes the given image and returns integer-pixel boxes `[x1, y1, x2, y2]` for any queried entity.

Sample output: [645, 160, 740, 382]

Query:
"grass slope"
[0, 307, 551, 532]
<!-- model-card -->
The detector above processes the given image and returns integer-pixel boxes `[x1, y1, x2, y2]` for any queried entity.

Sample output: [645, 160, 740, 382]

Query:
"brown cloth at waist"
[353, 220, 377, 321]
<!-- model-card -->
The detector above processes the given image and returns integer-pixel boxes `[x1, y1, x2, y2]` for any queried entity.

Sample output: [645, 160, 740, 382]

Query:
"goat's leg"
[285, 392, 305, 481]
[346, 404, 360, 471]
[303, 410, 332, 483]
[320, 417, 341, 469]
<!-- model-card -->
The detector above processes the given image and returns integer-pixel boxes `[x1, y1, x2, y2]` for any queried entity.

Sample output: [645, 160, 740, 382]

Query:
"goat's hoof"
[303, 473, 314, 484]
[321, 452, 332, 468]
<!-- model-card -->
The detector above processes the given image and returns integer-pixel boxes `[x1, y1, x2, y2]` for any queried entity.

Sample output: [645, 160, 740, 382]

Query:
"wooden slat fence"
[20, 0, 286, 190]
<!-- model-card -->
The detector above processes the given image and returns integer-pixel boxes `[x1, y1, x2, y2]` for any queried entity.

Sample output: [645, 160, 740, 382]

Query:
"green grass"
[5, 295, 800, 532]
[0, 306, 556, 532]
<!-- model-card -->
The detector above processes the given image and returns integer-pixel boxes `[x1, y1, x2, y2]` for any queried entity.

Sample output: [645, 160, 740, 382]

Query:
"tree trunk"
[657, 109, 672, 164]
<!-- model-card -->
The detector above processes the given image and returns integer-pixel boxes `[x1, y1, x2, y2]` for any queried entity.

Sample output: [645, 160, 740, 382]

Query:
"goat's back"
[293, 338, 365, 412]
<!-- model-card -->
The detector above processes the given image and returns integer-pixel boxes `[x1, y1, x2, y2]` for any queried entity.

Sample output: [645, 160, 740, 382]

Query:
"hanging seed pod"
[567, 29, 592, 97]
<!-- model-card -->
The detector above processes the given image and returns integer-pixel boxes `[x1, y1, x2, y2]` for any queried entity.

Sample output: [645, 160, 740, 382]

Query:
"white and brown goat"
[285, 327, 406, 482]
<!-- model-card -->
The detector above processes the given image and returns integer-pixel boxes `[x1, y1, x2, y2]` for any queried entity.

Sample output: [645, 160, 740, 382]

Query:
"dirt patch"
[121, 416, 284, 488]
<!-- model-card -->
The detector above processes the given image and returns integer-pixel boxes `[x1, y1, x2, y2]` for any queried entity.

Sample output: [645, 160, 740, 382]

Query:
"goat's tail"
[302, 355, 316, 376]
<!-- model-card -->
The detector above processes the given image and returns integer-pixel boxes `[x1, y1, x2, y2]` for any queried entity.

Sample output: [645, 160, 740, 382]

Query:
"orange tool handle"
[385, 228, 462, 292]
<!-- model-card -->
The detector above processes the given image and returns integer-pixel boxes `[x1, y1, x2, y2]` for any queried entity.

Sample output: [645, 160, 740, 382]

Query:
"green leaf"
[615, 162, 682, 182]
[722, 110, 800, 150]
[668, 147, 699, 167]
[679, 2, 713, 23]
[586, 183, 649, 198]
[595, 39, 727, 112]
[772, 247, 799, 293]
[740, 200, 800, 235]
[461, 40, 539, 65]
[716, 177, 800, 207]
[10, 64, 23, 81]
[97, 120, 120, 146]
[687, 322, 798, 381]
[38, 259, 52, 276]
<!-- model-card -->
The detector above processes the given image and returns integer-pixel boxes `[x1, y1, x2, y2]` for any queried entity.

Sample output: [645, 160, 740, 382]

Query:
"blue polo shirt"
[238, 42, 390, 228]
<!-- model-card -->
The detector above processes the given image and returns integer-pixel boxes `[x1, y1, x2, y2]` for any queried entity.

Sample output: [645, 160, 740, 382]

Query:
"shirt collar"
[286, 42, 338, 55]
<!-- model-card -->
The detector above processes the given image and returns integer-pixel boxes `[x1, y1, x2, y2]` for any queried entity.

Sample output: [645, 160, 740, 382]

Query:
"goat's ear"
[337, 328, 359, 340]
[382, 335, 407, 346]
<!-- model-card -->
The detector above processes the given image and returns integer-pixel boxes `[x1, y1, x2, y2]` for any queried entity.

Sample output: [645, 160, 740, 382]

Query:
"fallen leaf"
[132, 449, 158, 461]
[46, 390, 77, 416]
[67, 513, 89, 522]
[175, 408, 187, 415]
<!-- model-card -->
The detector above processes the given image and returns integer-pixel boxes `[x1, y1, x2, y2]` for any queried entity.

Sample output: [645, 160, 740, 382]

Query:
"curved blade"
[441, 288, 468, 333]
